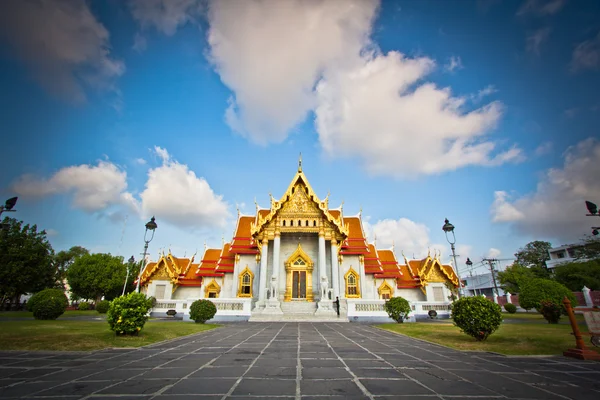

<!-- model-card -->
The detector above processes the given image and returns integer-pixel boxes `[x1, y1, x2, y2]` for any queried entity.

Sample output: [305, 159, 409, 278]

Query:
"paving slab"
[0, 322, 599, 399]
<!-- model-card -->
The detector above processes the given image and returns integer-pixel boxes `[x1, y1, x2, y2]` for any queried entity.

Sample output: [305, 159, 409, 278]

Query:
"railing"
[347, 300, 453, 318]
[151, 300, 189, 315]
[411, 302, 452, 314]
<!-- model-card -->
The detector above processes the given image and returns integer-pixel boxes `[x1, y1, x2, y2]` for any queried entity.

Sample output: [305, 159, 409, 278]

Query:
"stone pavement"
[0, 323, 599, 400]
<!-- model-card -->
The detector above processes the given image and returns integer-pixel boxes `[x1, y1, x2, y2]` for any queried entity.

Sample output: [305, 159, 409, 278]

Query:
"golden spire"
[222, 234, 225, 247]
[392, 240, 395, 252]
[254, 197, 259, 213]
[427, 248, 431, 258]
[204, 241, 207, 251]
[374, 233, 377, 247]
[298, 152, 302, 172]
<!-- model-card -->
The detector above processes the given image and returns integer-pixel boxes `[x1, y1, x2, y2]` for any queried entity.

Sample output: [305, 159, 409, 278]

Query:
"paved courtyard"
[0, 322, 599, 400]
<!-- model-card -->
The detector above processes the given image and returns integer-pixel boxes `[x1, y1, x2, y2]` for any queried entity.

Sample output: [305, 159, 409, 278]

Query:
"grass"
[0, 310, 103, 319]
[0, 320, 219, 351]
[501, 312, 586, 323]
[378, 319, 598, 356]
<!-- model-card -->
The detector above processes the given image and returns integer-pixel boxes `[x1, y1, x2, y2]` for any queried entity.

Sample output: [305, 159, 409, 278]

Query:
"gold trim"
[284, 244, 314, 301]
[344, 267, 360, 298]
[204, 279, 221, 298]
[378, 280, 394, 299]
[237, 266, 254, 297]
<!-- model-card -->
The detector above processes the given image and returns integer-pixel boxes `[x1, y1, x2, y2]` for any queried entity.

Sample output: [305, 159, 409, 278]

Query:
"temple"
[138, 160, 459, 322]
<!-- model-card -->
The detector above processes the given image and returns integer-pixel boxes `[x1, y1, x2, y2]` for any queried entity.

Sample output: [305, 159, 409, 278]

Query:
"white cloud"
[471, 85, 497, 103]
[129, 0, 201, 36]
[11, 161, 137, 213]
[315, 51, 521, 177]
[206, 0, 379, 144]
[140, 147, 230, 229]
[135, 158, 147, 165]
[491, 191, 526, 222]
[517, 0, 566, 16]
[564, 107, 579, 118]
[132, 32, 147, 53]
[487, 248, 502, 258]
[444, 56, 463, 73]
[45, 228, 59, 237]
[490, 138, 600, 241]
[534, 141, 553, 156]
[526, 27, 551, 55]
[0, 0, 124, 103]
[570, 32, 600, 72]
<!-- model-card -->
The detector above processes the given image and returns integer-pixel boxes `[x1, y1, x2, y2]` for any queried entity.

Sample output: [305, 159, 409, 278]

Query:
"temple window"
[237, 266, 254, 297]
[290, 220, 294, 226]
[205, 280, 221, 299]
[282, 220, 286, 226]
[432, 286, 444, 302]
[154, 284, 166, 299]
[345, 268, 360, 298]
[313, 220, 317, 227]
[298, 219, 302, 226]
[306, 220, 309, 226]
[378, 281, 393, 300]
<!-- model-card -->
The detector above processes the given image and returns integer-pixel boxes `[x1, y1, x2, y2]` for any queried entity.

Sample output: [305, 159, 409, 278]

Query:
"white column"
[359, 255, 366, 298]
[318, 232, 326, 298]
[272, 232, 281, 300]
[506, 292, 512, 305]
[258, 239, 269, 304]
[493, 293, 498, 304]
[331, 239, 340, 299]
[231, 255, 240, 297]
[583, 286, 593, 307]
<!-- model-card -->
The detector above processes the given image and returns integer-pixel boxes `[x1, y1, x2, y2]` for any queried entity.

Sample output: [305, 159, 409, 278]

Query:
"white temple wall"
[339, 255, 360, 299]
[147, 280, 173, 300]
[238, 254, 259, 301]
[395, 288, 426, 302]
[363, 274, 376, 299]
[173, 286, 201, 300]
[425, 283, 450, 302]
[222, 274, 234, 297]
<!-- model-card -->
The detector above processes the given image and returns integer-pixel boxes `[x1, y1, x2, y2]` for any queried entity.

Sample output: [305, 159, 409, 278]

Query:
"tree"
[573, 236, 600, 261]
[66, 253, 129, 303]
[518, 278, 576, 311]
[54, 246, 89, 287]
[0, 217, 55, 305]
[553, 260, 600, 291]
[497, 263, 535, 294]
[514, 241, 552, 270]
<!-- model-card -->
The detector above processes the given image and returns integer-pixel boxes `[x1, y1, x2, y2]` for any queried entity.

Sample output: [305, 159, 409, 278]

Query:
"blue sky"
[1, 0, 599, 276]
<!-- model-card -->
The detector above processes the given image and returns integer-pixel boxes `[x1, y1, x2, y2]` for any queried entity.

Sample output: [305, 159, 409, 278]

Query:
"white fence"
[346, 299, 452, 320]
[151, 298, 253, 319]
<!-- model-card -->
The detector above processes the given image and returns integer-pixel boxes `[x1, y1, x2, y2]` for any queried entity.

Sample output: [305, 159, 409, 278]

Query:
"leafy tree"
[0, 217, 55, 305]
[514, 240, 552, 272]
[518, 278, 576, 311]
[553, 260, 600, 291]
[573, 236, 600, 261]
[66, 253, 129, 303]
[497, 263, 535, 294]
[54, 246, 89, 287]
[384, 296, 412, 323]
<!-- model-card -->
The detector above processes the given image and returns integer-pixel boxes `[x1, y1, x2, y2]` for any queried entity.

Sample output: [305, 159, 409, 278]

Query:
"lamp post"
[465, 258, 473, 296]
[442, 218, 463, 298]
[0, 197, 18, 218]
[585, 201, 600, 236]
[136, 217, 158, 293]
[122, 256, 135, 296]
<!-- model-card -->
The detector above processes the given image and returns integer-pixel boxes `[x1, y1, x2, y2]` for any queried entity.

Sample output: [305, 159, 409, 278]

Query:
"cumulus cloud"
[11, 161, 137, 212]
[471, 85, 497, 103]
[315, 51, 521, 177]
[0, 0, 124, 103]
[444, 56, 463, 73]
[140, 147, 230, 229]
[132, 32, 147, 53]
[570, 32, 600, 72]
[517, 0, 566, 16]
[206, 0, 378, 144]
[526, 27, 551, 55]
[487, 248, 502, 258]
[490, 138, 600, 241]
[534, 141, 553, 156]
[129, 0, 201, 36]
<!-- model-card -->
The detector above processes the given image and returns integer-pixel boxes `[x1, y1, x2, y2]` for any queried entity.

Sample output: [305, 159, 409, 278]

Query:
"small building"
[463, 272, 504, 297]
[546, 244, 578, 269]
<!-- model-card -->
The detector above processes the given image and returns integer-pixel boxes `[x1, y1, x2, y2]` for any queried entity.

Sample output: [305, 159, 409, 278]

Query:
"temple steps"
[249, 300, 348, 322]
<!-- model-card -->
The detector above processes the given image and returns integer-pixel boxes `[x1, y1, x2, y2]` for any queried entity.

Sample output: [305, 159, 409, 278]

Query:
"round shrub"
[96, 300, 110, 314]
[518, 279, 576, 311]
[78, 301, 90, 311]
[452, 296, 503, 341]
[384, 296, 412, 323]
[27, 289, 68, 313]
[189, 299, 217, 323]
[504, 303, 517, 314]
[33, 296, 67, 320]
[107, 292, 152, 335]
[539, 300, 561, 324]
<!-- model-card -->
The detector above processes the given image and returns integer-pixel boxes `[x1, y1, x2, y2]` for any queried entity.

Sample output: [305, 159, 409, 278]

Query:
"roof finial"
[204, 241, 207, 251]
[374, 233, 377, 247]
[254, 197, 259, 213]
[392, 240, 395, 252]
[298, 152, 302, 172]
[236, 203, 240, 218]
[359, 205, 362, 218]
[222, 234, 225, 247]
[427, 248, 431, 258]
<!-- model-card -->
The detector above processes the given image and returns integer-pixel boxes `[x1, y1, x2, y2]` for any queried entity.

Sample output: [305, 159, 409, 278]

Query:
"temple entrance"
[292, 270, 307, 299]
[284, 244, 314, 301]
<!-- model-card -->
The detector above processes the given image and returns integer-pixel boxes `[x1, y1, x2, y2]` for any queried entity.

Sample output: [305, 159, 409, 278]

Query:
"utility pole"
[482, 258, 500, 297]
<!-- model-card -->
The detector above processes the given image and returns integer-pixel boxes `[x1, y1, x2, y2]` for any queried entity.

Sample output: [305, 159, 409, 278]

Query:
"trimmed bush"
[27, 289, 68, 313]
[96, 300, 110, 314]
[504, 303, 517, 314]
[107, 292, 152, 335]
[452, 296, 503, 341]
[189, 299, 217, 323]
[539, 300, 561, 324]
[78, 302, 90, 311]
[518, 278, 576, 311]
[33, 296, 67, 320]
[384, 296, 412, 323]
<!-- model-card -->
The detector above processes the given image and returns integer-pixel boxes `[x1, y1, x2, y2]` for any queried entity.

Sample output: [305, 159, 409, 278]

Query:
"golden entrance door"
[292, 271, 307, 299]
[284, 243, 314, 301]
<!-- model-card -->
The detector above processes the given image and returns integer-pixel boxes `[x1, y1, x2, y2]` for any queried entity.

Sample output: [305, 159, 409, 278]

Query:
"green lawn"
[0, 310, 103, 319]
[501, 312, 586, 323]
[378, 320, 598, 356]
[0, 320, 219, 351]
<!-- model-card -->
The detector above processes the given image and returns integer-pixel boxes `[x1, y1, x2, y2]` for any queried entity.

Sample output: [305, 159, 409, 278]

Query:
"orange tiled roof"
[216, 242, 235, 273]
[340, 217, 368, 255]
[230, 216, 258, 254]
[329, 209, 341, 219]
[196, 248, 224, 277]
[374, 249, 402, 278]
[363, 244, 383, 274]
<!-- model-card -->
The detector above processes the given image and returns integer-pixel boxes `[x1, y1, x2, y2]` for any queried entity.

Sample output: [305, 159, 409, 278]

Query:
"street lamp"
[122, 255, 135, 296]
[585, 201, 600, 236]
[0, 197, 18, 218]
[135, 217, 158, 293]
[442, 218, 463, 298]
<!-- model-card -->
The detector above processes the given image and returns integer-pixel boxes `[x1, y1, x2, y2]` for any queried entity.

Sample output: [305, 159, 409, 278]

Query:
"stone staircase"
[249, 300, 347, 322]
